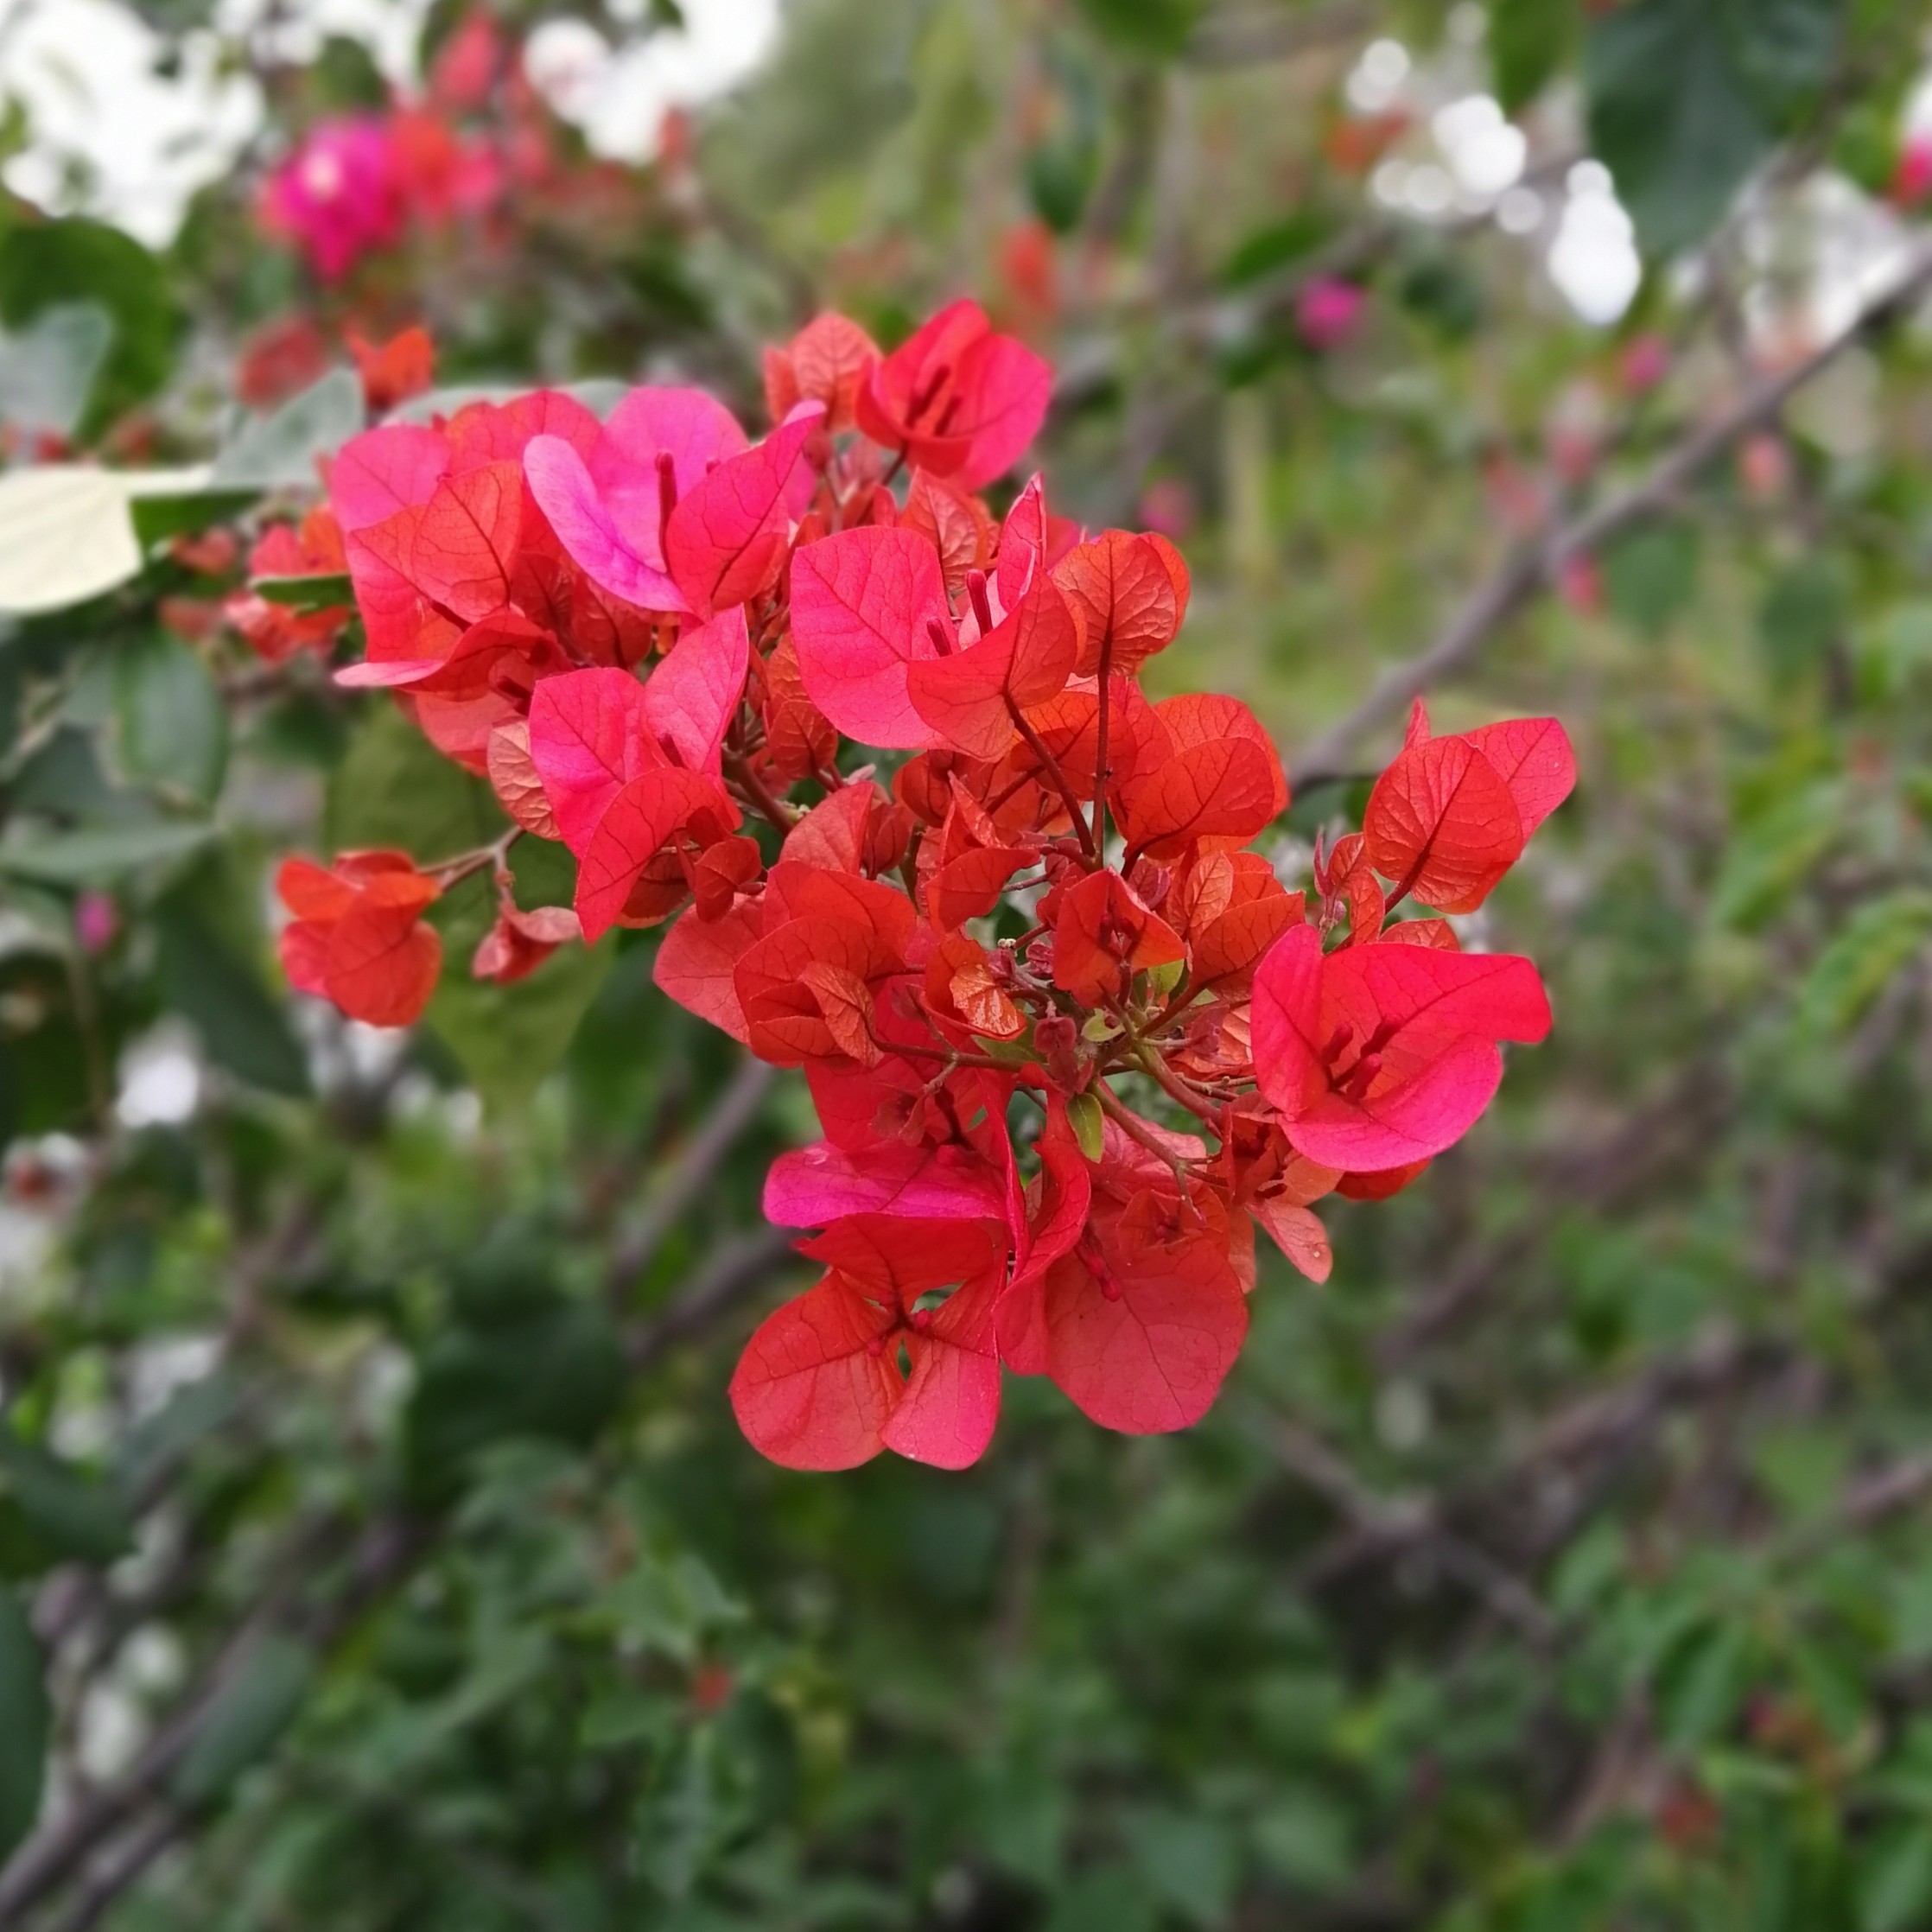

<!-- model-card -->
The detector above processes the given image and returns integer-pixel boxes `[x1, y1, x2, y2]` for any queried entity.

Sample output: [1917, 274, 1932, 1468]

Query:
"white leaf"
[0, 463, 212, 615]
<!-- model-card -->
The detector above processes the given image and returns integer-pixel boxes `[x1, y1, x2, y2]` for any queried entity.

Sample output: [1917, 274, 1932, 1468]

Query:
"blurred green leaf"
[1075, 0, 1198, 58]
[113, 632, 226, 805]
[427, 939, 613, 1112]
[0, 1433, 136, 1575]
[1712, 784, 1841, 928]
[1758, 556, 1847, 682]
[155, 901, 309, 1097]
[212, 371, 365, 490]
[1586, 0, 1837, 255]
[407, 1303, 625, 1483]
[327, 703, 505, 859]
[0, 218, 181, 431]
[1219, 213, 1330, 289]
[0, 1587, 48, 1861]
[1491, 0, 1575, 113]
[1656, 1618, 1757, 1748]
[1132, 1810, 1237, 1928]
[1862, 1825, 1932, 1932]
[1604, 524, 1700, 636]
[253, 572, 353, 607]
[127, 486, 260, 550]
[1797, 890, 1932, 1033]
[0, 302, 111, 440]
[0, 819, 215, 885]
[172, 1636, 316, 1809]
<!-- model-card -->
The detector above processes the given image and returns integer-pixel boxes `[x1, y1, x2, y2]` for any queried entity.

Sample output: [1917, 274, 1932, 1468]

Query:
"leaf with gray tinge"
[0, 820, 216, 885]
[0, 302, 112, 438]
[212, 370, 365, 489]
[114, 632, 227, 805]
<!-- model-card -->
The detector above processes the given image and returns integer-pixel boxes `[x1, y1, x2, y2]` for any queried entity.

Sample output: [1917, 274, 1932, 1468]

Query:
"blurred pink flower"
[1738, 431, 1790, 502]
[74, 892, 118, 955]
[390, 108, 503, 223]
[429, 8, 503, 111]
[260, 116, 406, 280]
[1137, 478, 1194, 541]
[1557, 554, 1603, 616]
[1891, 137, 1932, 209]
[1297, 277, 1367, 353]
[1619, 333, 1669, 396]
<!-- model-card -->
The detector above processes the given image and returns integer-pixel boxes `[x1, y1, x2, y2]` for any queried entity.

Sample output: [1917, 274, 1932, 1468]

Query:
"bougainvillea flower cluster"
[280, 299, 1572, 1469]
[260, 105, 500, 280]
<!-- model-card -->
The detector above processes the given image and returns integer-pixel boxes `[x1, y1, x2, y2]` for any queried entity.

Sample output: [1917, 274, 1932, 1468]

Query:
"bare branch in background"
[606, 1054, 777, 1300]
[1290, 241, 1932, 785]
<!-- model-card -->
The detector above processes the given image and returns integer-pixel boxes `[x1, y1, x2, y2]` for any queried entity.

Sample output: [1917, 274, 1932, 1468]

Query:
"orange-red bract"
[277, 851, 443, 1027]
[729, 1216, 1008, 1470]
[1251, 924, 1552, 1172]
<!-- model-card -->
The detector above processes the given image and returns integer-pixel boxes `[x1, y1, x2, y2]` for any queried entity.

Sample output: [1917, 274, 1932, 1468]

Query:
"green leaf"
[1586, 0, 1839, 255]
[1655, 1618, 1756, 1748]
[1758, 556, 1848, 682]
[1219, 212, 1330, 289]
[327, 703, 505, 859]
[1074, 0, 1199, 59]
[0, 1587, 48, 1860]
[1711, 784, 1841, 928]
[0, 1433, 136, 1574]
[113, 633, 226, 805]
[171, 1635, 315, 1808]
[1797, 890, 1932, 1034]
[0, 218, 182, 432]
[155, 903, 309, 1097]
[1491, 0, 1575, 113]
[1131, 1810, 1237, 1928]
[253, 572, 353, 608]
[427, 939, 614, 1112]
[212, 370, 365, 490]
[1145, 957, 1185, 997]
[0, 302, 111, 440]
[1027, 137, 1099, 234]
[1044, 1865, 1160, 1932]
[1862, 1824, 1932, 1932]
[1603, 524, 1700, 636]
[1067, 1090, 1104, 1161]
[0, 819, 216, 886]
[406, 1303, 626, 1483]
[128, 486, 262, 550]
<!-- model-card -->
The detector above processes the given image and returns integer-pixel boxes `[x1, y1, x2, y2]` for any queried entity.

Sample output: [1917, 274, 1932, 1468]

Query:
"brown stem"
[1130, 1042, 1223, 1127]
[428, 825, 521, 891]
[887, 1040, 1014, 1071]
[724, 748, 799, 832]
[1093, 1081, 1200, 1198]
[1090, 636, 1114, 855]
[1007, 698, 1098, 862]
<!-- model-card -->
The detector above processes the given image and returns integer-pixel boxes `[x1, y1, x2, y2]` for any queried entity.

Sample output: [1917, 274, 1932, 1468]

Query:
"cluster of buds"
[278, 299, 1570, 1468]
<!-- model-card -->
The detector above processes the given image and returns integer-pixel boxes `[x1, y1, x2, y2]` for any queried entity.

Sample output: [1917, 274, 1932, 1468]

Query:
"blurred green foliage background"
[9, 1, 1932, 1928]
